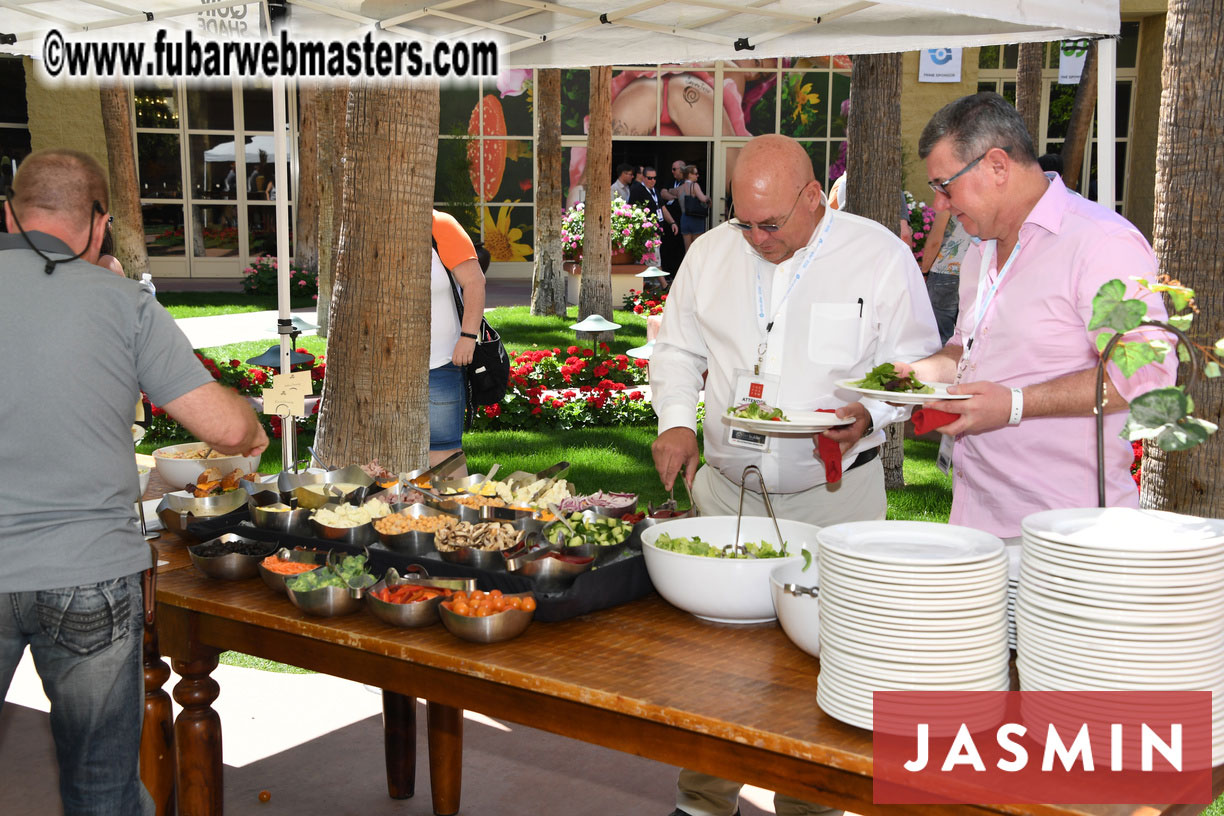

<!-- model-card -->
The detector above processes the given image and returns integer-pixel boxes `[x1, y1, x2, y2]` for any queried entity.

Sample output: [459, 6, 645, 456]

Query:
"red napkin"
[814, 409, 843, 485]
[912, 408, 958, 434]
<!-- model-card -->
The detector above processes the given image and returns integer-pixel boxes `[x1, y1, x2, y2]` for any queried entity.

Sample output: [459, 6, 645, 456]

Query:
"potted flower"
[561, 200, 661, 265]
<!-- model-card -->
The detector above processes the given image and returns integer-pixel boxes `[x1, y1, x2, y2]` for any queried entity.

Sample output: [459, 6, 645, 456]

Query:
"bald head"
[730, 135, 822, 264]
[10, 149, 109, 228]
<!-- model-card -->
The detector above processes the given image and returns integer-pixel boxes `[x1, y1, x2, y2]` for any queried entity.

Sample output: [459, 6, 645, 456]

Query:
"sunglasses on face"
[728, 185, 807, 234]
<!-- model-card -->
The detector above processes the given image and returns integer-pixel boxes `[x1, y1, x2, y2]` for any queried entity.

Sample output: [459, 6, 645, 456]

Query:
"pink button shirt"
[948, 176, 1175, 538]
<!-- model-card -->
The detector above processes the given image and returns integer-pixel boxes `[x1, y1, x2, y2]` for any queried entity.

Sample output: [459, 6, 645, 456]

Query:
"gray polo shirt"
[0, 231, 213, 591]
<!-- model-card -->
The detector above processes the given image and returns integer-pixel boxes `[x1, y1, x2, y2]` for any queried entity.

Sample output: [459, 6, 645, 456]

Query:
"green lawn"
[158, 292, 279, 319]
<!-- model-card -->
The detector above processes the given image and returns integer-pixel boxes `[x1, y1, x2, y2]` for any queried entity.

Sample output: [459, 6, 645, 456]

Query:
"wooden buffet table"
[143, 531, 1218, 816]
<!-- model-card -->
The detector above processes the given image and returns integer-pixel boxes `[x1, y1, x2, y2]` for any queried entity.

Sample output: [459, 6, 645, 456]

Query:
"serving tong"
[729, 465, 787, 559]
[648, 476, 693, 519]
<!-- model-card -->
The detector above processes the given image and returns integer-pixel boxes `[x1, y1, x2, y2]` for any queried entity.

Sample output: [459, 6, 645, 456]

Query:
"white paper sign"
[262, 371, 311, 418]
[918, 48, 962, 83]
[1059, 39, 1091, 84]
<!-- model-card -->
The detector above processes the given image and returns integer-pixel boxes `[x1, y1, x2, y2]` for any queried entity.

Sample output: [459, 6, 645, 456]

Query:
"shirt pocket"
[807, 301, 865, 367]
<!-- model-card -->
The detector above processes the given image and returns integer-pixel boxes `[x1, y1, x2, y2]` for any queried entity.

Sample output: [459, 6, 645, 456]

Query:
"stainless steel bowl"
[309, 502, 380, 546]
[155, 490, 248, 538]
[438, 594, 535, 643]
[285, 582, 365, 617]
[433, 472, 493, 495]
[281, 465, 375, 510]
[437, 546, 507, 571]
[518, 551, 594, 592]
[239, 474, 284, 504]
[542, 511, 635, 566]
[480, 505, 544, 533]
[249, 501, 312, 537]
[366, 570, 476, 628]
[258, 547, 328, 595]
[374, 503, 458, 555]
[188, 533, 278, 580]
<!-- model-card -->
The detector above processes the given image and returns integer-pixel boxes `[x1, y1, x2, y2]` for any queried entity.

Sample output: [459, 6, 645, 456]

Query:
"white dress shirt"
[652, 209, 941, 493]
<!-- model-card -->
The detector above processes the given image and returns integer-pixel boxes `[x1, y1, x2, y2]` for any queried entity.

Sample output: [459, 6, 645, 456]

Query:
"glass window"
[1003, 44, 1019, 69]
[436, 138, 478, 205]
[133, 83, 179, 129]
[728, 70, 777, 136]
[247, 204, 291, 257]
[488, 139, 533, 203]
[187, 88, 234, 131]
[137, 133, 182, 199]
[143, 204, 186, 257]
[1115, 80, 1132, 138]
[189, 134, 240, 199]
[242, 86, 274, 132]
[499, 70, 534, 137]
[830, 71, 851, 138]
[478, 204, 533, 263]
[1118, 21, 1140, 69]
[440, 82, 480, 135]
[1046, 81, 1077, 140]
[978, 46, 1001, 70]
[0, 58, 28, 124]
[610, 69, 657, 136]
[780, 72, 828, 139]
[0, 129, 31, 190]
[561, 68, 590, 137]
[190, 205, 238, 257]
[561, 144, 587, 208]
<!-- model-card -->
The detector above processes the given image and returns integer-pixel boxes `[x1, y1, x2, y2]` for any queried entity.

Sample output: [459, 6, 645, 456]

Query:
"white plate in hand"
[834, 378, 971, 404]
[722, 410, 854, 434]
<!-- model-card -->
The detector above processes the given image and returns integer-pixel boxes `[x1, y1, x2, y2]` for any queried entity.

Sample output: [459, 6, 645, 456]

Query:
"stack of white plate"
[1016, 507, 1224, 765]
[1006, 544, 1020, 649]
[816, 521, 1011, 731]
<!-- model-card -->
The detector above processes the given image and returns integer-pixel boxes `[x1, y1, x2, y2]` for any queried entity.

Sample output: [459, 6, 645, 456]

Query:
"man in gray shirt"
[0, 149, 267, 815]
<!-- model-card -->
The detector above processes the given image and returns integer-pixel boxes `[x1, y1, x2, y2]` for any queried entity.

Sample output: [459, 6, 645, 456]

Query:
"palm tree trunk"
[99, 82, 148, 280]
[1060, 41, 1097, 193]
[315, 84, 347, 338]
[314, 81, 439, 472]
[296, 83, 320, 294]
[847, 52, 907, 490]
[531, 68, 565, 317]
[1140, 0, 1224, 517]
[578, 66, 614, 345]
[1015, 43, 1045, 146]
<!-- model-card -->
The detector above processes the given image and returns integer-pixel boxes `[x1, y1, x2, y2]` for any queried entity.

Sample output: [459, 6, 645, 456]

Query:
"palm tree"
[578, 66, 614, 343]
[99, 82, 148, 280]
[531, 69, 566, 317]
[314, 82, 439, 472]
[1140, 0, 1224, 517]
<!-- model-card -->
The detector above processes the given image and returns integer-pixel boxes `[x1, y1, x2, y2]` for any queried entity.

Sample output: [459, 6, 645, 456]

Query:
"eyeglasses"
[927, 151, 989, 196]
[645, 175, 656, 180]
[728, 185, 808, 234]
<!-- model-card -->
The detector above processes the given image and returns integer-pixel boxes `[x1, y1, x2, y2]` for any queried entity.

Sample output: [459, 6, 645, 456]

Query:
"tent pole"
[271, 47, 296, 472]
[1096, 36, 1116, 208]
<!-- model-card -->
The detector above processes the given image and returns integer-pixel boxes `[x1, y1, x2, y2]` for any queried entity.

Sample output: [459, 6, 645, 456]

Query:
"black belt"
[845, 445, 880, 474]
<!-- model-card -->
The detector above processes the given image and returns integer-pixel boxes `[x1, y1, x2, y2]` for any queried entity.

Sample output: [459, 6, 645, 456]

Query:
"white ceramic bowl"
[770, 560, 821, 658]
[137, 464, 151, 498]
[151, 442, 260, 489]
[639, 516, 817, 624]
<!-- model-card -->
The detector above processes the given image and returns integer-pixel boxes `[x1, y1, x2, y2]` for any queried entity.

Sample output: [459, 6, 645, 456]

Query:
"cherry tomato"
[521, 596, 537, 612]
[258, 790, 271, 803]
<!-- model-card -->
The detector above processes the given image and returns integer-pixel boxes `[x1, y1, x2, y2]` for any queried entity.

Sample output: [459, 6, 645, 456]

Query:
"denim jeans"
[925, 272, 961, 346]
[0, 573, 154, 816]
[429, 362, 466, 451]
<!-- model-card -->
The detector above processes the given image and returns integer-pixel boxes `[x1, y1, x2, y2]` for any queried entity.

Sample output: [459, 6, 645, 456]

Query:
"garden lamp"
[569, 314, 622, 334]
[245, 344, 315, 368]
[627, 340, 655, 361]
[634, 266, 668, 280]
[265, 315, 318, 334]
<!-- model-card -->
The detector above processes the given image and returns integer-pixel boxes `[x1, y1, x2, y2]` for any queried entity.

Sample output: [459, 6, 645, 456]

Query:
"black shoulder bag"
[436, 241, 510, 425]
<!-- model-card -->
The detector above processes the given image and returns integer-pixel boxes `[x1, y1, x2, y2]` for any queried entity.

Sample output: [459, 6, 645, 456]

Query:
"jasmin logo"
[872, 691, 1213, 805]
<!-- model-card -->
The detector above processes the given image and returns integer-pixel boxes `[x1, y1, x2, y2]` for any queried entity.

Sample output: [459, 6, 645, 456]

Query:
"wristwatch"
[861, 413, 875, 439]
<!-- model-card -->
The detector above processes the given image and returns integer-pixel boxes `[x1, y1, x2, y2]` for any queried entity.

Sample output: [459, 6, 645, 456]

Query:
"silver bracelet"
[1008, 387, 1024, 426]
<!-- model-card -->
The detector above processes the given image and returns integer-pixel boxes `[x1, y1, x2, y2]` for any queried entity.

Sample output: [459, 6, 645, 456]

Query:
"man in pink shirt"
[897, 93, 1175, 540]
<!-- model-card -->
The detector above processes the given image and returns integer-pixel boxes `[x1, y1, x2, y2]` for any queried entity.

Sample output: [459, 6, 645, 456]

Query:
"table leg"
[382, 690, 416, 799]
[140, 626, 175, 816]
[172, 650, 222, 816]
[426, 701, 463, 816]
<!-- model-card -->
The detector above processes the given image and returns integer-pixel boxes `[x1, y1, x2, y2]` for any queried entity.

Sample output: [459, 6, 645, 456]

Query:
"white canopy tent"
[201, 135, 278, 163]
[1, 0, 1121, 467]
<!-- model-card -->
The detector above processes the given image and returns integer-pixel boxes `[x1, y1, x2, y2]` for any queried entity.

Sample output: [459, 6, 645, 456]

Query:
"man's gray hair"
[918, 92, 1038, 165]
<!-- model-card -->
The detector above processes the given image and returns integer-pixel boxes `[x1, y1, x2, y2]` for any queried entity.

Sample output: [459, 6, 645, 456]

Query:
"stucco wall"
[899, 50, 982, 207]
[23, 58, 108, 173]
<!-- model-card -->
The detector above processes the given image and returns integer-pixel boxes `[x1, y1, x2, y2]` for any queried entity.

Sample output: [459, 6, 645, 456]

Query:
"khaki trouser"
[676, 459, 884, 816]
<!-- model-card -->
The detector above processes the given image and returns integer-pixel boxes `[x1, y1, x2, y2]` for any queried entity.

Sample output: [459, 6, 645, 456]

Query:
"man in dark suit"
[628, 167, 678, 290]
[656, 159, 688, 273]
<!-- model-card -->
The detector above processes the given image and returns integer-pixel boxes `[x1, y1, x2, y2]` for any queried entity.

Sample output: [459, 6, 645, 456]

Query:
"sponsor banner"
[1059, 39, 1091, 84]
[918, 48, 961, 83]
[873, 691, 1213, 804]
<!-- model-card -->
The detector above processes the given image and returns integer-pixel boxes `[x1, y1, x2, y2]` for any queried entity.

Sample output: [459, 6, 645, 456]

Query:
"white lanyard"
[961, 238, 1021, 365]
[753, 213, 835, 373]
